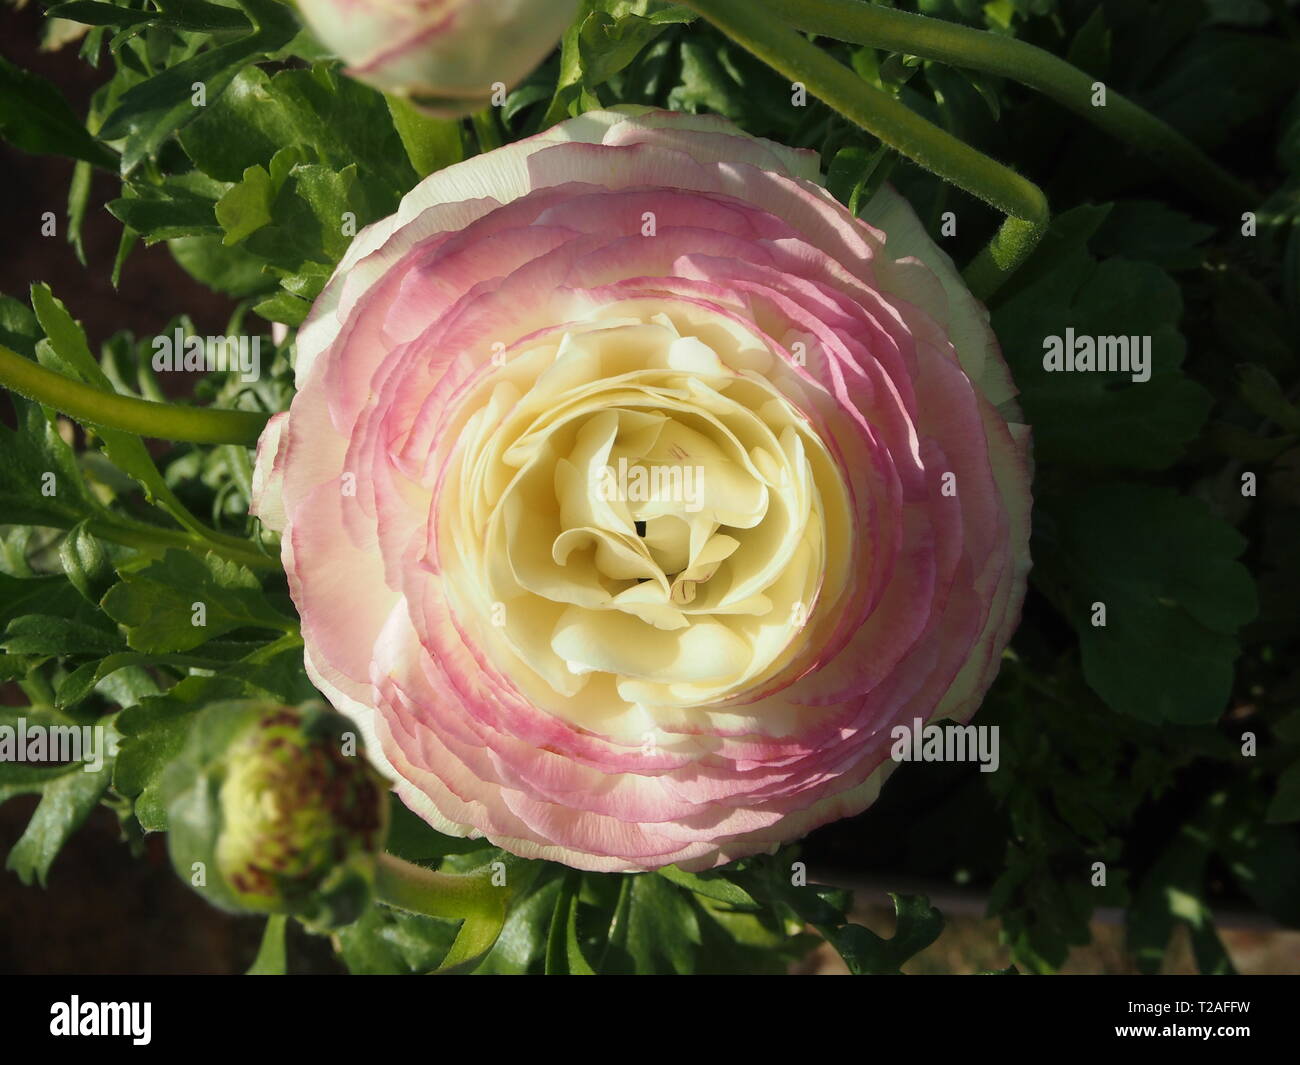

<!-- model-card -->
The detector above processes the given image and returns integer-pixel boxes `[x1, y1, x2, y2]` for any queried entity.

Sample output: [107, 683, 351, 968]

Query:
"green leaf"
[28, 284, 248, 556]
[545, 873, 596, 974]
[826, 894, 943, 975]
[578, 9, 681, 89]
[992, 235, 1211, 471]
[543, 1, 596, 125]
[0, 756, 84, 802]
[106, 180, 224, 245]
[215, 164, 275, 245]
[224, 154, 366, 271]
[384, 801, 497, 864]
[827, 144, 893, 217]
[545, 1, 695, 124]
[693, 896, 818, 974]
[1145, 31, 1296, 150]
[5, 729, 116, 886]
[2, 614, 122, 657]
[101, 549, 293, 652]
[336, 904, 461, 975]
[472, 874, 564, 974]
[252, 289, 312, 327]
[51, 0, 250, 32]
[167, 233, 275, 298]
[47, 2, 157, 29]
[0, 295, 103, 529]
[1036, 484, 1257, 724]
[0, 573, 82, 631]
[179, 64, 412, 205]
[385, 94, 464, 179]
[97, 0, 298, 174]
[113, 674, 242, 831]
[667, 33, 803, 141]
[656, 863, 759, 909]
[1217, 798, 1300, 927]
[604, 873, 700, 974]
[55, 649, 235, 711]
[1211, 268, 1295, 374]
[66, 159, 93, 265]
[0, 55, 116, 168]
[1091, 200, 1214, 271]
[720, 855, 947, 974]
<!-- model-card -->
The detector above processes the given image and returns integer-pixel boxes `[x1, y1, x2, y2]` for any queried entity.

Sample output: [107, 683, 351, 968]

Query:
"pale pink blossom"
[253, 109, 1033, 872]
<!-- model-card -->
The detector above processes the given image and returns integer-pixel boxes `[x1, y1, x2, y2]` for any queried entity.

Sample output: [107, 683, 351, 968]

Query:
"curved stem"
[374, 853, 509, 971]
[0, 343, 269, 446]
[766, 0, 1256, 213]
[680, 0, 1048, 298]
[375, 853, 500, 917]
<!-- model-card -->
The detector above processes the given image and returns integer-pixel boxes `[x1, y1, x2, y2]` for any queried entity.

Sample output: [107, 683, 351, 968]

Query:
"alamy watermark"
[890, 717, 999, 773]
[50, 997, 150, 1045]
[0, 719, 114, 773]
[1042, 328, 1151, 383]
[151, 328, 261, 383]
[592, 456, 706, 514]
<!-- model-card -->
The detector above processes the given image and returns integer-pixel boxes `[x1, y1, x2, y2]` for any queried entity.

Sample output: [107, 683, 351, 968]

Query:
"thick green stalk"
[374, 854, 499, 917]
[2, 342, 277, 569]
[0, 342, 268, 446]
[766, 0, 1256, 213]
[374, 853, 509, 971]
[680, 0, 1048, 298]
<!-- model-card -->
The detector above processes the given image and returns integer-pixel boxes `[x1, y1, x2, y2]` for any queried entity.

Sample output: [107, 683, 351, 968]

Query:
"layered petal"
[255, 110, 1032, 872]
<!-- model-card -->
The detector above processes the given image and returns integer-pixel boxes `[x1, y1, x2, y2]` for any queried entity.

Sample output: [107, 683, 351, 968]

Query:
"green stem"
[765, 0, 1257, 213]
[85, 515, 276, 571]
[679, 0, 1048, 299]
[2, 342, 278, 570]
[0, 343, 269, 446]
[374, 853, 509, 970]
[374, 853, 501, 919]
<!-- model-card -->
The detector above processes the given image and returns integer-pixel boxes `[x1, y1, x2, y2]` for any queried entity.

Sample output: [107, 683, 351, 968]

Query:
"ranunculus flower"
[252, 109, 1032, 872]
[295, 0, 577, 115]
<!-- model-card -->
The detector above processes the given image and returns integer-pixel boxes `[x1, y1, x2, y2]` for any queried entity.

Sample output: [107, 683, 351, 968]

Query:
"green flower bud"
[164, 701, 388, 931]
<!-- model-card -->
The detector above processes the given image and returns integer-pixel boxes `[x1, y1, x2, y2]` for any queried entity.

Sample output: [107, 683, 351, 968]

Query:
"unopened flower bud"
[165, 701, 388, 930]
[295, 0, 577, 116]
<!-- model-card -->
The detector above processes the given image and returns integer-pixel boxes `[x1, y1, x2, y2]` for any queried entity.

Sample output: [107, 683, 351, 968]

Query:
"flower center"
[436, 306, 852, 718]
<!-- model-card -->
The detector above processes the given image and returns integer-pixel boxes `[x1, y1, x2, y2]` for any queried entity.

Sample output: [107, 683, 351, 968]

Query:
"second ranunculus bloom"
[252, 109, 1032, 872]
